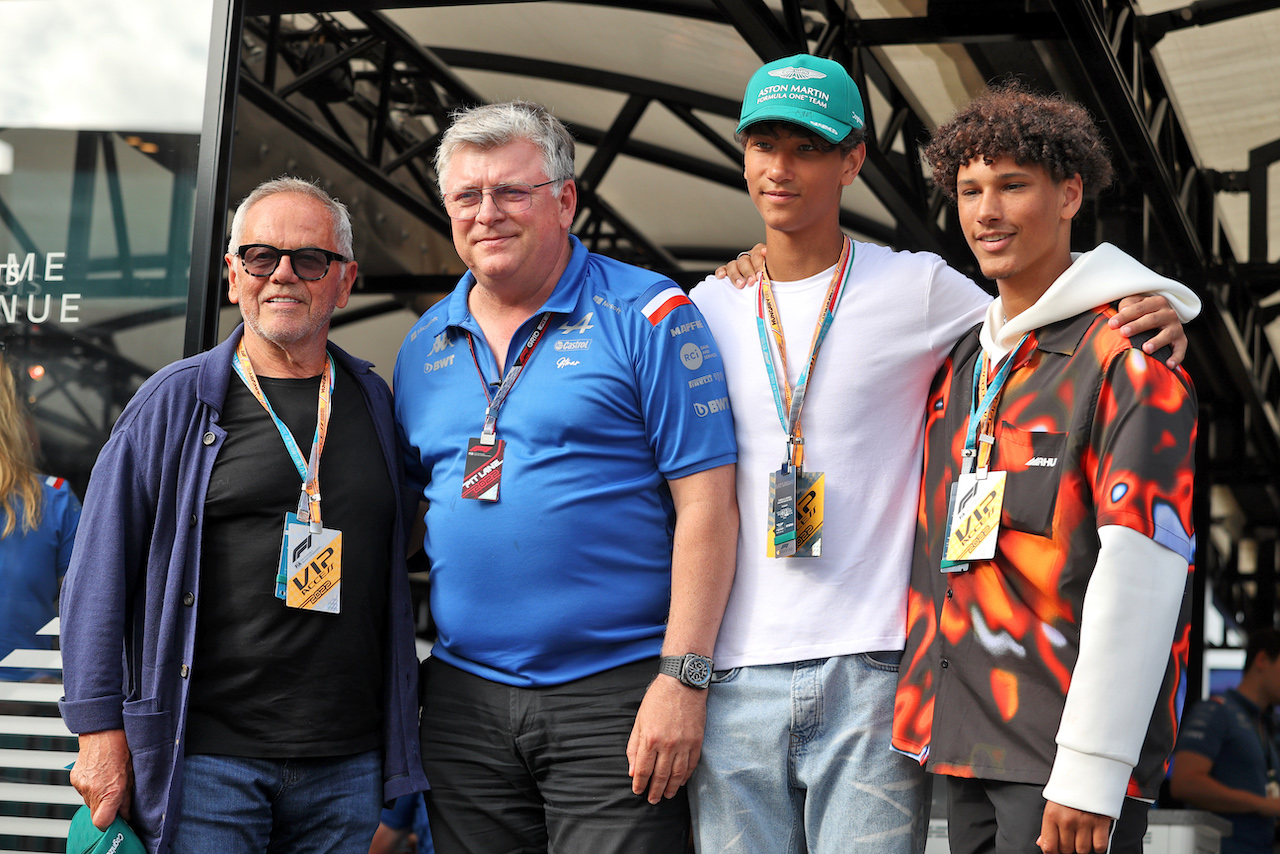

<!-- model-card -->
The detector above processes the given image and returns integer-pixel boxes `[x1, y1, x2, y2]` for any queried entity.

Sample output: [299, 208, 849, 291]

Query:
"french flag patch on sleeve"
[640, 286, 692, 326]
[44, 476, 66, 489]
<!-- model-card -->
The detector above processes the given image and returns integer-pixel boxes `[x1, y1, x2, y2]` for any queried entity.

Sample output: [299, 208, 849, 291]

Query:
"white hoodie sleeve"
[1041, 525, 1189, 817]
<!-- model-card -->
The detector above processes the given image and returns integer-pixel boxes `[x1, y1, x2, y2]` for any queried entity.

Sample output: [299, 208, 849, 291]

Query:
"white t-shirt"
[690, 241, 989, 669]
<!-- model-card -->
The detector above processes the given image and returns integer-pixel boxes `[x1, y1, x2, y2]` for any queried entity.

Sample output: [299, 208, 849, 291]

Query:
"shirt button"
[180, 664, 190, 678]
[940, 659, 949, 669]
[946, 589, 954, 600]
[202, 431, 215, 445]
[189, 514, 197, 527]
[183, 592, 195, 607]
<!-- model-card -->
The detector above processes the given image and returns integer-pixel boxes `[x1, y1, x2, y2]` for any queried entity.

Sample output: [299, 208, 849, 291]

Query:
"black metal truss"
[235, 1, 1280, 487]
[239, 10, 726, 277]
[237, 2, 987, 278]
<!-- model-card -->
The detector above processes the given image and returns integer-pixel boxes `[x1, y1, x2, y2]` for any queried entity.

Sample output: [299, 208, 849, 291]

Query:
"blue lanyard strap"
[232, 342, 335, 529]
[754, 237, 854, 468]
[961, 334, 1029, 474]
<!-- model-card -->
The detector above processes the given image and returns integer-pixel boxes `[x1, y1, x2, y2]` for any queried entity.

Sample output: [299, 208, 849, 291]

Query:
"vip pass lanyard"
[232, 341, 334, 534]
[755, 236, 854, 470]
[466, 311, 555, 444]
[961, 334, 1030, 476]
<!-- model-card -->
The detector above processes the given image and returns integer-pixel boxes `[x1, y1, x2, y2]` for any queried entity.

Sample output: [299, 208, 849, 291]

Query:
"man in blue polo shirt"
[394, 101, 738, 853]
[1172, 628, 1280, 854]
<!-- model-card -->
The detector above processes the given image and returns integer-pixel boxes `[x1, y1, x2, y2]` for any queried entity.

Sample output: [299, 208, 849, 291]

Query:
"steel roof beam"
[428, 48, 742, 117]
[1141, 0, 1280, 43]
[1049, 0, 1206, 275]
[248, 0, 728, 19]
[243, 13, 718, 273]
[709, 0, 803, 58]
[851, 13, 1065, 44]
[578, 96, 651, 193]
[239, 74, 452, 231]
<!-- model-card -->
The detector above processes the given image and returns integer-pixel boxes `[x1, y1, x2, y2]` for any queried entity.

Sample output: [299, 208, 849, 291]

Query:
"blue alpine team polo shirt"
[394, 236, 737, 687]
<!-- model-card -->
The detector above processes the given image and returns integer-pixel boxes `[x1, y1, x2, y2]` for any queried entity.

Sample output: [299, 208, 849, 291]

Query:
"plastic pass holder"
[767, 461, 825, 559]
[940, 469, 1004, 572]
[277, 511, 342, 613]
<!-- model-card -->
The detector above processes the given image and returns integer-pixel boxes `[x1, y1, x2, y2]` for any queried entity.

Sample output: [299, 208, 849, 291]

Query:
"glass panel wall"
[0, 1, 219, 848]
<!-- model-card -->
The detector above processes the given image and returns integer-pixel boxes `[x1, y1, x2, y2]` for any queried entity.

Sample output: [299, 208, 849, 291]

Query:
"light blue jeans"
[170, 750, 383, 854]
[690, 652, 929, 854]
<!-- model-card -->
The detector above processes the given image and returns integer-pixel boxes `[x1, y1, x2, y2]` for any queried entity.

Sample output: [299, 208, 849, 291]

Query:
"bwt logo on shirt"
[694, 397, 730, 417]
[422, 354, 455, 373]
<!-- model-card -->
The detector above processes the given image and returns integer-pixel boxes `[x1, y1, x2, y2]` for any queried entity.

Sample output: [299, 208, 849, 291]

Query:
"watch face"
[684, 656, 712, 687]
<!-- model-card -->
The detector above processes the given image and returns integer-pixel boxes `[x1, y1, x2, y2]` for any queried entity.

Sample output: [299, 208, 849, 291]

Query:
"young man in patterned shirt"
[891, 82, 1197, 854]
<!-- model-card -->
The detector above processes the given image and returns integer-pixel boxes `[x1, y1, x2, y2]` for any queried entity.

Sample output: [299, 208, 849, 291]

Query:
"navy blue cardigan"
[59, 326, 427, 853]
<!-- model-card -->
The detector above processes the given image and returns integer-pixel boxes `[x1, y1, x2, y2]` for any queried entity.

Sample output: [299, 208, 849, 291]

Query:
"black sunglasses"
[237, 244, 347, 281]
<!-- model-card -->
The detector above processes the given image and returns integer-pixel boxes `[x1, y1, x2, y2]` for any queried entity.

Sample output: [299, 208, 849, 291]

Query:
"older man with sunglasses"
[60, 177, 427, 854]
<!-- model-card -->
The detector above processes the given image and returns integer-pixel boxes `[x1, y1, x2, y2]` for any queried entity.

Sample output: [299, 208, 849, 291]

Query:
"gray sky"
[0, 0, 213, 133]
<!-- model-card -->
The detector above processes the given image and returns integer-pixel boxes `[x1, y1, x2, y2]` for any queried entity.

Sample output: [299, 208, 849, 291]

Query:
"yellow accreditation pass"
[278, 512, 343, 614]
[767, 470, 825, 558]
[943, 471, 1005, 565]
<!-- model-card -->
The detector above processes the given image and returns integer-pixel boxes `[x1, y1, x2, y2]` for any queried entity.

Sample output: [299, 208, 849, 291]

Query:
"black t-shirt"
[185, 363, 392, 758]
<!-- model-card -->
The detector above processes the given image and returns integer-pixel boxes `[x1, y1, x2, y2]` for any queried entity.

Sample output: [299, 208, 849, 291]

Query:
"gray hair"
[227, 176, 354, 259]
[435, 101, 576, 196]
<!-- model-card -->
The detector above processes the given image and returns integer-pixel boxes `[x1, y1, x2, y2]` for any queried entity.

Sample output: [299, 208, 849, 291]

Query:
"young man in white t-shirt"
[686, 54, 1195, 854]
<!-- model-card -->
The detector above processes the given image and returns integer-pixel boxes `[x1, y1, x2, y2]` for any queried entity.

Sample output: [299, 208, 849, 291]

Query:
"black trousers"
[946, 776, 1150, 854]
[420, 657, 689, 854]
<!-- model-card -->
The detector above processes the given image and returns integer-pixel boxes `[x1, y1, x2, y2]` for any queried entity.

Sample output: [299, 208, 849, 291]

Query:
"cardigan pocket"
[122, 704, 174, 844]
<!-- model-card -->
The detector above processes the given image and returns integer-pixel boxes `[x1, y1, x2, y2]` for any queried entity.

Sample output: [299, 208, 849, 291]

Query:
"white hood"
[979, 242, 1201, 359]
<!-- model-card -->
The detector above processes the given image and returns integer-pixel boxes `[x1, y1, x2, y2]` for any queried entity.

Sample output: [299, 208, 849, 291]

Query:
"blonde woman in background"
[0, 342, 80, 682]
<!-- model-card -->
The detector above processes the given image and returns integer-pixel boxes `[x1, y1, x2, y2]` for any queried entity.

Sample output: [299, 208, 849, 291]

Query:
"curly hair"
[926, 80, 1114, 201]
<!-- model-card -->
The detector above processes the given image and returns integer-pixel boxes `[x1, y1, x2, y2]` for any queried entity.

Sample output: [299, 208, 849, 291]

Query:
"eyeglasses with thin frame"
[442, 180, 559, 220]
[237, 244, 347, 281]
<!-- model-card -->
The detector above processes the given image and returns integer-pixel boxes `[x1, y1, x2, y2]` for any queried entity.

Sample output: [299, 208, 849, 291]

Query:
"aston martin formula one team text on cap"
[737, 54, 866, 144]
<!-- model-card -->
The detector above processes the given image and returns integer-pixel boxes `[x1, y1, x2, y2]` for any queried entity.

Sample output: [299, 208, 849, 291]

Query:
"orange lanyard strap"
[754, 237, 854, 469]
[232, 340, 334, 531]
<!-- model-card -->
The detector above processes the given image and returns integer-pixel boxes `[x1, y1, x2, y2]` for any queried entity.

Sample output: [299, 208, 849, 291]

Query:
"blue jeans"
[690, 653, 929, 854]
[170, 750, 383, 854]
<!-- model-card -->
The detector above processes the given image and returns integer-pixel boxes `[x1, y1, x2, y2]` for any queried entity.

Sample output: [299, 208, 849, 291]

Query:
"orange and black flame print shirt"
[891, 303, 1196, 800]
